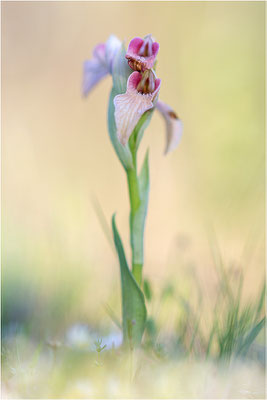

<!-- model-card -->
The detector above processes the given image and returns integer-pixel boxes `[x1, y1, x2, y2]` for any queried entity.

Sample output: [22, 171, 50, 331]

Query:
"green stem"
[127, 168, 140, 212]
[127, 167, 143, 286]
[126, 134, 143, 286]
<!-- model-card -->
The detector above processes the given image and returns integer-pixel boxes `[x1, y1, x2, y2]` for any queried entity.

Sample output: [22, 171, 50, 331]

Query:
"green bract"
[108, 44, 133, 170]
[108, 88, 133, 170]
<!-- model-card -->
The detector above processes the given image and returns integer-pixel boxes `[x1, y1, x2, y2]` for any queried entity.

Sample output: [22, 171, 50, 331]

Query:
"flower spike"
[156, 100, 183, 154]
[83, 35, 121, 96]
[114, 70, 161, 146]
[126, 35, 159, 72]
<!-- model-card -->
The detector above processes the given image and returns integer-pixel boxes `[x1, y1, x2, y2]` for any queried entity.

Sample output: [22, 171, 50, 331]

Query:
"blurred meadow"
[1, 1, 265, 398]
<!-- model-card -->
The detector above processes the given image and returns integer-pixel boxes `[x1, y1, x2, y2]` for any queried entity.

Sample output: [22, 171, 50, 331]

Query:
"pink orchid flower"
[126, 34, 159, 72]
[114, 70, 161, 146]
[156, 100, 183, 154]
[83, 35, 121, 96]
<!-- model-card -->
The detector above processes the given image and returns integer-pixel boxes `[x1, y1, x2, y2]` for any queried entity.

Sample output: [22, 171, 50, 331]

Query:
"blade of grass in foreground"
[103, 303, 122, 330]
[91, 194, 115, 252]
[236, 317, 265, 358]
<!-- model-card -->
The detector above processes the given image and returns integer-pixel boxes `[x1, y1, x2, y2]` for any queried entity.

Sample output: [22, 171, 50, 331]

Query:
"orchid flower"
[126, 34, 159, 72]
[83, 35, 121, 96]
[83, 34, 182, 155]
[83, 34, 183, 347]
[114, 70, 161, 146]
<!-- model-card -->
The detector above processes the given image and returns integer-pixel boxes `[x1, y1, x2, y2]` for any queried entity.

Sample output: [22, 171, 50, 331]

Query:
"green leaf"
[236, 317, 265, 357]
[143, 278, 153, 302]
[112, 215, 147, 346]
[131, 151, 150, 266]
[255, 284, 265, 321]
[145, 317, 157, 340]
[134, 109, 155, 150]
[112, 43, 132, 94]
[107, 44, 133, 170]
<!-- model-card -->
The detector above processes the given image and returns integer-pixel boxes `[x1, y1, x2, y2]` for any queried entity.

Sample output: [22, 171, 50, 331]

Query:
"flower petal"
[152, 42, 160, 56]
[105, 35, 122, 72]
[126, 36, 159, 71]
[83, 58, 108, 96]
[127, 37, 144, 55]
[152, 78, 161, 103]
[127, 70, 142, 90]
[156, 100, 183, 154]
[93, 43, 106, 63]
[83, 37, 122, 97]
[114, 72, 155, 146]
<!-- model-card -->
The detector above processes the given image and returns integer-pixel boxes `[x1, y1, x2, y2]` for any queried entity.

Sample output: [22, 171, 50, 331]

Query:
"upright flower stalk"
[127, 127, 146, 286]
[127, 147, 142, 285]
[114, 69, 161, 286]
[83, 35, 183, 347]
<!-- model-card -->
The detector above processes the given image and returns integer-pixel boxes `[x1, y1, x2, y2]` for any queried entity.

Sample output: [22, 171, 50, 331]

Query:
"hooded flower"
[114, 70, 161, 146]
[126, 35, 159, 72]
[83, 34, 182, 156]
[156, 100, 183, 154]
[83, 35, 121, 96]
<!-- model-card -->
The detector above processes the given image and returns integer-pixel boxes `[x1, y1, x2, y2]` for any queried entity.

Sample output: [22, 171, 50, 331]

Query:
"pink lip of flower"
[83, 35, 121, 96]
[125, 36, 159, 72]
[114, 71, 161, 146]
[156, 100, 183, 154]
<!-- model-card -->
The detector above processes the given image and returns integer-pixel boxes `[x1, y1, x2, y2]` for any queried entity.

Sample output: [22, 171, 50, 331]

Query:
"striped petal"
[114, 72, 161, 146]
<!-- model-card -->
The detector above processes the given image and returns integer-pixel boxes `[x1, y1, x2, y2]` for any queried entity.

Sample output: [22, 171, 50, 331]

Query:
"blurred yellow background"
[2, 2, 265, 332]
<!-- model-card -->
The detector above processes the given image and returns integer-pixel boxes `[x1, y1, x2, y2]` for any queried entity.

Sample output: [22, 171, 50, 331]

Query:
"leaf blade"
[236, 317, 265, 357]
[112, 215, 147, 346]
